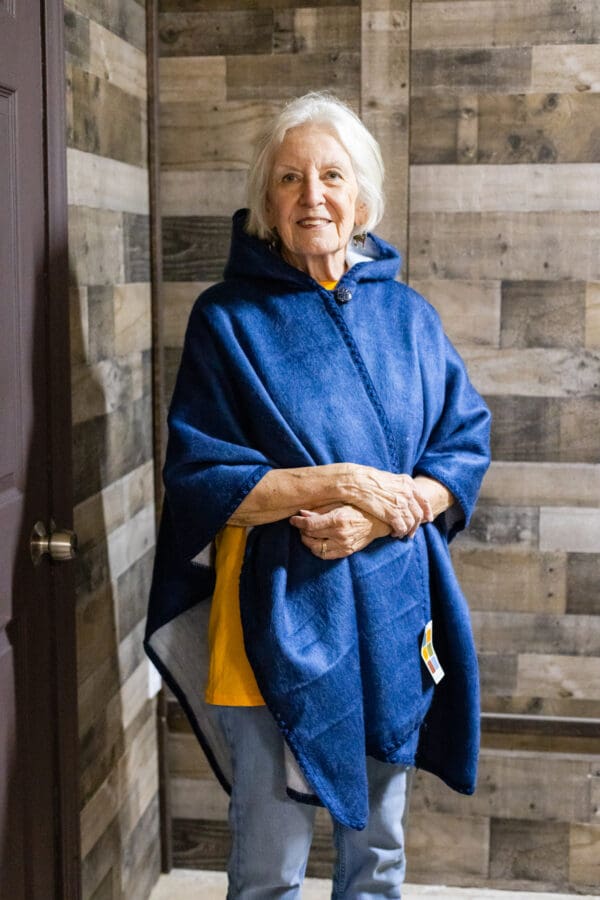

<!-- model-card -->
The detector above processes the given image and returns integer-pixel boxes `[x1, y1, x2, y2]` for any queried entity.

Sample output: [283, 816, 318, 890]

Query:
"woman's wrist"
[413, 475, 454, 519]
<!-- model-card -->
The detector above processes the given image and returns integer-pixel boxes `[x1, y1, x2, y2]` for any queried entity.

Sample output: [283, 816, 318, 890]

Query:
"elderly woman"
[146, 92, 491, 898]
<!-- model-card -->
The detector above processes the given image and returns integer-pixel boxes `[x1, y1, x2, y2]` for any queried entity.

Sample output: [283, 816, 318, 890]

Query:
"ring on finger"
[321, 540, 328, 558]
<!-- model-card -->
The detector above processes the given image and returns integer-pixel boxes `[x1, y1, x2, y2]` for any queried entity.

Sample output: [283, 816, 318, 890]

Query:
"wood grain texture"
[88, 19, 148, 100]
[489, 818, 569, 882]
[569, 823, 600, 886]
[452, 546, 566, 614]
[410, 750, 594, 822]
[472, 611, 600, 658]
[566, 553, 600, 616]
[539, 507, 600, 553]
[517, 653, 600, 701]
[163, 282, 206, 345]
[480, 462, 600, 508]
[162, 216, 231, 281]
[67, 148, 149, 214]
[227, 52, 360, 101]
[66, 0, 146, 51]
[159, 55, 226, 102]
[411, 48, 532, 95]
[500, 280, 586, 349]
[412, 1, 599, 50]
[411, 164, 600, 212]
[532, 44, 600, 93]
[409, 279, 501, 347]
[158, 9, 273, 57]
[67, 64, 146, 166]
[160, 101, 281, 170]
[406, 810, 490, 878]
[275, 6, 360, 53]
[410, 212, 600, 281]
[585, 282, 600, 348]
[161, 170, 247, 216]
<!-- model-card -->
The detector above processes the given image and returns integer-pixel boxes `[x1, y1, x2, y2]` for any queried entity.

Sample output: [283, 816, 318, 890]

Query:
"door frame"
[40, 0, 81, 895]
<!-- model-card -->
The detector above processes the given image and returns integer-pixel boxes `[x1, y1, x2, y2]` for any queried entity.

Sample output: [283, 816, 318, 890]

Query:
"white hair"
[246, 92, 385, 240]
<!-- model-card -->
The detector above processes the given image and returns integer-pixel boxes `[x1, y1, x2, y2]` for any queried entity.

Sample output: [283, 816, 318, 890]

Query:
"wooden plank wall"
[408, 0, 600, 890]
[158, 0, 600, 893]
[65, 2, 162, 897]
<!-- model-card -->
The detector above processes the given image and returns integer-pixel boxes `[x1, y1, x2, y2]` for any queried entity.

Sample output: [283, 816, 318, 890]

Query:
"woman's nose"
[300, 173, 324, 207]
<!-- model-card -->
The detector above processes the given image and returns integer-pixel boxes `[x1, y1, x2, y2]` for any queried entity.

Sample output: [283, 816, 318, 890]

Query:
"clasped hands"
[289, 469, 434, 561]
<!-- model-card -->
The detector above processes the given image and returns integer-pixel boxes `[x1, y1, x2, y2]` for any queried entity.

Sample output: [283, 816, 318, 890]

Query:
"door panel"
[0, 2, 78, 897]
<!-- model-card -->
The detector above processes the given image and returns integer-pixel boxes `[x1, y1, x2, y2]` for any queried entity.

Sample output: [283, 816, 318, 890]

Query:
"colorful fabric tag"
[421, 619, 445, 684]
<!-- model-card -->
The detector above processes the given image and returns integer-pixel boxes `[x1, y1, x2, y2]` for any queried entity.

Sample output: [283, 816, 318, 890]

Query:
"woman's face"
[266, 124, 365, 281]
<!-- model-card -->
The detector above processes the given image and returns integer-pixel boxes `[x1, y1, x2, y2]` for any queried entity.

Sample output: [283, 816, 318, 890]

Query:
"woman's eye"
[326, 171, 342, 180]
[282, 173, 298, 183]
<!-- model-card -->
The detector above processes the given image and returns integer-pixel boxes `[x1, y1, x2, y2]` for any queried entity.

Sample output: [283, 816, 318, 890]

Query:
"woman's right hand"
[345, 465, 433, 538]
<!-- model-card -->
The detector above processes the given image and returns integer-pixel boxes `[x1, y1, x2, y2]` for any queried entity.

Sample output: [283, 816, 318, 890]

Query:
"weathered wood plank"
[411, 164, 600, 212]
[452, 546, 566, 613]
[67, 207, 125, 287]
[500, 280, 586, 350]
[159, 56, 226, 103]
[80, 713, 157, 856]
[123, 212, 151, 282]
[65, 7, 90, 67]
[67, 148, 149, 214]
[569, 823, 600, 886]
[517, 652, 600, 701]
[566, 553, 600, 616]
[483, 695, 600, 720]
[227, 52, 360, 102]
[405, 810, 490, 878]
[411, 48, 532, 95]
[158, 10, 273, 57]
[412, 1, 599, 50]
[72, 397, 153, 505]
[88, 19, 148, 100]
[162, 216, 231, 282]
[66, 0, 146, 52]
[161, 170, 247, 216]
[486, 395, 600, 465]
[479, 653, 518, 696]
[585, 282, 600, 348]
[489, 818, 569, 883]
[477, 93, 600, 164]
[410, 92, 600, 164]
[410, 212, 600, 281]
[68, 65, 145, 166]
[171, 776, 229, 820]
[116, 548, 154, 642]
[114, 283, 152, 355]
[540, 507, 600, 553]
[273, 6, 360, 54]
[159, 100, 281, 170]
[163, 282, 207, 346]
[160, 0, 359, 10]
[460, 504, 539, 547]
[411, 750, 593, 822]
[480, 462, 600, 507]
[473, 611, 600, 657]
[532, 44, 600, 93]
[168, 732, 213, 779]
[71, 354, 145, 425]
[408, 278, 501, 347]
[461, 347, 600, 398]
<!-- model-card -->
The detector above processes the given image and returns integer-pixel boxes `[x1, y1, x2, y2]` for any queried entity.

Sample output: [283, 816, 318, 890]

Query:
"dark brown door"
[0, 2, 80, 898]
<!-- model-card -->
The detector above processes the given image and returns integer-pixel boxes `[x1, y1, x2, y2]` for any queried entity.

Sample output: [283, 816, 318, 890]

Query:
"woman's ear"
[354, 200, 368, 228]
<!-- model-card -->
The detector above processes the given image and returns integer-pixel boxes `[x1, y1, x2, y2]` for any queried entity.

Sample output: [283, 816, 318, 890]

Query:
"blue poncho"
[145, 209, 491, 829]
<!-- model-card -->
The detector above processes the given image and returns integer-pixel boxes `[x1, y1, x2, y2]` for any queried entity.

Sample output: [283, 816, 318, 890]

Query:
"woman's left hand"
[289, 503, 391, 560]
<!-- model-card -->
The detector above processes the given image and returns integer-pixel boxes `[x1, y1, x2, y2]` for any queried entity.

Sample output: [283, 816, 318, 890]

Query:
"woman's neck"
[281, 247, 347, 283]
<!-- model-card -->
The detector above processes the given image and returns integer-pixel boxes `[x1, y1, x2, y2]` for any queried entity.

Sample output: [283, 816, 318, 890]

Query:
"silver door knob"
[30, 521, 78, 565]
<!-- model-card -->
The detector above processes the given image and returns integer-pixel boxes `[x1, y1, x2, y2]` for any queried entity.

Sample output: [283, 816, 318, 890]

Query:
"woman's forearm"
[413, 475, 455, 519]
[227, 464, 356, 526]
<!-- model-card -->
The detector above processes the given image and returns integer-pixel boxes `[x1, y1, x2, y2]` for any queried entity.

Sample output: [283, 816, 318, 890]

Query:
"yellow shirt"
[205, 526, 265, 705]
[205, 280, 338, 706]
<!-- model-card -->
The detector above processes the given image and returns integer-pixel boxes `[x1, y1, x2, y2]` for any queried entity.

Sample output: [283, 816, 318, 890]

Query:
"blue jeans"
[214, 706, 410, 899]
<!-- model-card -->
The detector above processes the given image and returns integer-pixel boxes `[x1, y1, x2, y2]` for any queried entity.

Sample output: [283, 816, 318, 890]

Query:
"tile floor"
[149, 869, 598, 899]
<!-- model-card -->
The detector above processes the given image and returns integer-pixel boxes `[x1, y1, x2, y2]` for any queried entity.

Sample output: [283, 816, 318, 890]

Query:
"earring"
[353, 232, 367, 248]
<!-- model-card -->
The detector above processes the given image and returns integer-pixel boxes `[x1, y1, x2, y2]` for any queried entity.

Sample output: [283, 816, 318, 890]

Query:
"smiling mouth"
[296, 218, 331, 227]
